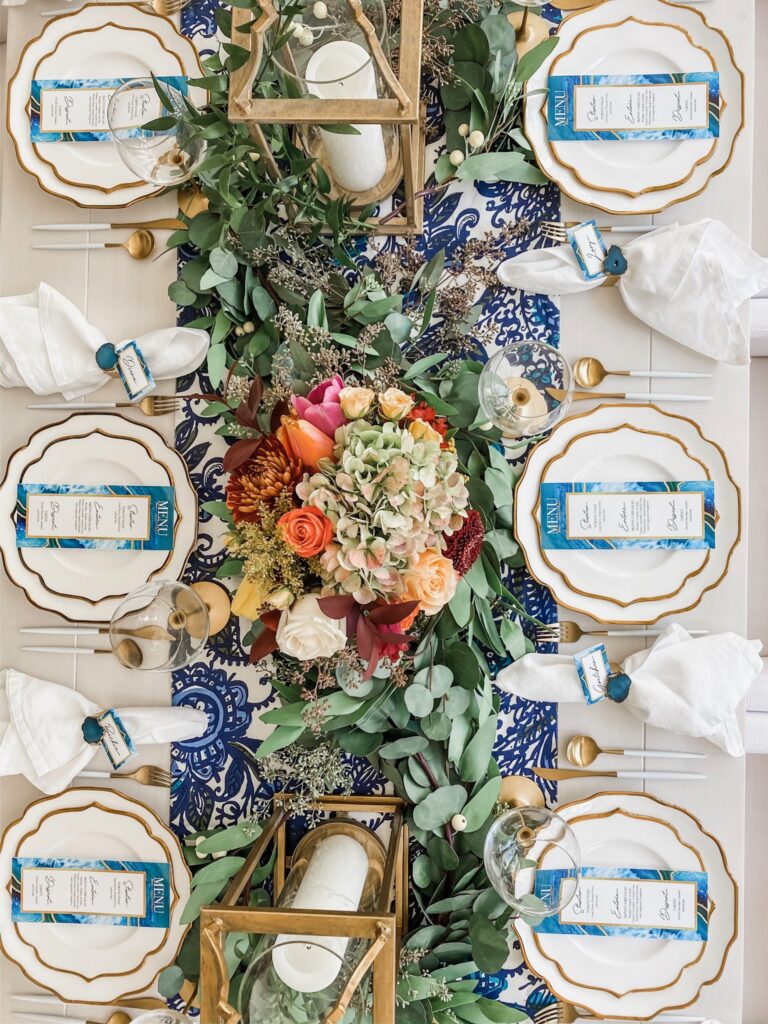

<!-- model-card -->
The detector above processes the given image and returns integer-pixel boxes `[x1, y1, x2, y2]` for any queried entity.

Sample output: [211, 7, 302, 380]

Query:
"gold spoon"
[573, 356, 711, 389]
[107, 228, 155, 260]
[566, 734, 706, 767]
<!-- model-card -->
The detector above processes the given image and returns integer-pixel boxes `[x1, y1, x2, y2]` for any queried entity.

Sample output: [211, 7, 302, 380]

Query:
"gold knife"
[533, 766, 707, 781]
[545, 387, 712, 404]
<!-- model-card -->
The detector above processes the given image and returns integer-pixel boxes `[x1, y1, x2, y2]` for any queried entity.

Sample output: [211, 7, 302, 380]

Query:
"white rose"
[276, 594, 348, 661]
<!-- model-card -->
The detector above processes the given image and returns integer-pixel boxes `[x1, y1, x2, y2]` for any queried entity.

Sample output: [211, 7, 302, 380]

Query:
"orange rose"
[401, 548, 458, 619]
[279, 505, 333, 557]
[279, 416, 335, 471]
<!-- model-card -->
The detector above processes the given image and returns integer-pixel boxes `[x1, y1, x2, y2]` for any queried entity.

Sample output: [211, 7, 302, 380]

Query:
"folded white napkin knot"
[0, 282, 209, 400]
[0, 668, 209, 793]
[496, 625, 763, 756]
[498, 219, 768, 365]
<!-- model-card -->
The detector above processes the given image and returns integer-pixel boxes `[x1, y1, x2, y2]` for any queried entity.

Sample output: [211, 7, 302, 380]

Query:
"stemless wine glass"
[108, 579, 210, 672]
[478, 340, 573, 439]
[484, 806, 581, 919]
[107, 78, 206, 186]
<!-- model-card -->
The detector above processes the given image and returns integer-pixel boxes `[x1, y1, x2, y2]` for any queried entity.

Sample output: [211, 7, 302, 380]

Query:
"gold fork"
[540, 219, 653, 243]
[535, 621, 708, 644]
[533, 1003, 704, 1023]
[28, 395, 182, 416]
[78, 765, 173, 788]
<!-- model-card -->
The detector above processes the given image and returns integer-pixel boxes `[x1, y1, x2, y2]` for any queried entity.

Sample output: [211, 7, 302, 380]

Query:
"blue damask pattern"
[171, 2, 561, 1010]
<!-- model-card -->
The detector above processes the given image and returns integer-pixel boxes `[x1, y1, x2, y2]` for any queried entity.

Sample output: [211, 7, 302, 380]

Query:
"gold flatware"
[21, 624, 173, 641]
[545, 386, 712, 404]
[28, 395, 182, 416]
[34, 217, 187, 233]
[541, 221, 653, 242]
[566, 735, 706, 767]
[573, 356, 711, 389]
[532, 1001, 705, 1024]
[33, 228, 155, 260]
[533, 766, 706, 782]
[14, 991, 184, 1012]
[13, 1013, 132, 1024]
[22, 639, 144, 667]
[78, 765, 172, 787]
[534, 621, 708, 645]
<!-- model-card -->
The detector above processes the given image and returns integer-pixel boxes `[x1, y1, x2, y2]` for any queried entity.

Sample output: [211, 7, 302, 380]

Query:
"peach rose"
[279, 505, 333, 557]
[408, 418, 443, 445]
[378, 387, 414, 421]
[401, 548, 458, 619]
[279, 415, 335, 471]
[339, 386, 375, 420]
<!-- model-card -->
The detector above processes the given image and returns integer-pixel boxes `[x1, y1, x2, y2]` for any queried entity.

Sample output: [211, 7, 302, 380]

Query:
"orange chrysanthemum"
[226, 435, 302, 523]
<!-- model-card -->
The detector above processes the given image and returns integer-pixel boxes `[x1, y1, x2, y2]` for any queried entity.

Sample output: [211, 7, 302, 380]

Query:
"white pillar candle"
[305, 39, 387, 193]
[271, 833, 370, 993]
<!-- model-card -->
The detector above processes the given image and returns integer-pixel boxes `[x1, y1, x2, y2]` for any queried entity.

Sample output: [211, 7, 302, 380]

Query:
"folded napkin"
[0, 668, 209, 793]
[498, 219, 768, 365]
[0, 283, 209, 400]
[495, 625, 763, 756]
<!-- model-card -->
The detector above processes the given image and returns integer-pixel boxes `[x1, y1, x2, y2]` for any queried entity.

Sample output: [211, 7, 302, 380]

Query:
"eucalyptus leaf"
[461, 777, 501, 832]
[459, 715, 497, 784]
[413, 785, 467, 831]
[468, 913, 510, 974]
[405, 684, 435, 718]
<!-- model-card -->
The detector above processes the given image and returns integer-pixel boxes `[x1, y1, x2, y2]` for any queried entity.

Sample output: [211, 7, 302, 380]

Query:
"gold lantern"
[200, 794, 408, 1024]
[228, 0, 426, 234]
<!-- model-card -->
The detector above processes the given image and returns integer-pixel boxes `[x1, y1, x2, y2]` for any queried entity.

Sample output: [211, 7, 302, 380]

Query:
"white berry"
[291, 21, 304, 37]
[212, 850, 227, 860]
[243, 321, 255, 333]
[468, 130, 485, 148]
[194, 835, 207, 849]
[458, 123, 469, 138]
[449, 149, 465, 167]
[451, 813, 468, 832]
[313, 1, 328, 17]
[234, 326, 244, 337]
[299, 27, 315, 46]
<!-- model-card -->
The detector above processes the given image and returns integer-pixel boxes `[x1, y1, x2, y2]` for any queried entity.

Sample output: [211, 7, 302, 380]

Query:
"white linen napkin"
[497, 219, 768, 365]
[0, 668, 209, 793]
[0, 283, 209, 400]
[495, 625, 763, 756]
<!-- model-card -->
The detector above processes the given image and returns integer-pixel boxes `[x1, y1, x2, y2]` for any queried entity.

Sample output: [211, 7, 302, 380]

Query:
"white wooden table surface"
[0, 0, 756, 1020]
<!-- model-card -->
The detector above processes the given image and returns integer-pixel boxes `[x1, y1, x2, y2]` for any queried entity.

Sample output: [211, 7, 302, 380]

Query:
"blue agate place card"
[30, 76, 187, 143]
[533, 866, 709, 942]
[539, 480, 715, 550]
[548, 72, 720, 142]
[11, 857, 170, 928]
[15, 484, 175, 550]
[574, 644, 610, 705]
[566, 220, 609, 281]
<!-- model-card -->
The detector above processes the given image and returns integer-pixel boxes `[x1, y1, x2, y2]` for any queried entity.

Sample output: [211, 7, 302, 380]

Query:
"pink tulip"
[292, 374, 347, 438]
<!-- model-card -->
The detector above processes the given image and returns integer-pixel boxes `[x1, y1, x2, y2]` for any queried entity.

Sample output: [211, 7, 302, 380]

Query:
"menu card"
[533, 866, 709, 941]
[539, 480, 715, 550]
[29, 75, 187, 143]
[548, 72, 720, 142]
[15, 484, 175, 550]
[12, 857, 170, 928]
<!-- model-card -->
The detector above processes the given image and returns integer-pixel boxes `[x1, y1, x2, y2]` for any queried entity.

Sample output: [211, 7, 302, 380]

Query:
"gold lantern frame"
[200, 793, 408, 1024]
[228, 0, 426, 234]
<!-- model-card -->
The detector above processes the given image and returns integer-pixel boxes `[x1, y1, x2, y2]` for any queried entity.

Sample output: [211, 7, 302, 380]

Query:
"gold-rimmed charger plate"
[533, 807, 707, 998]
[514, 791, 738, 1020]
[513, 403, 741, 625]
[531, 422, 713, 608]
[0, 788, 190, 1004]
[546, 15, 719, 198]
[522, 0, 745, 216]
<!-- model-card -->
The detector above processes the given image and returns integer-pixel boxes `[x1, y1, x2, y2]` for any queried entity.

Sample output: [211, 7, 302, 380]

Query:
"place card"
[29, 75, 187, 143]
[566, 220, 608, 281]
[547, 72, 720, 142]
[11, 857, 170, 928]
[574, 643, 610, 705]
[539, 480, 715, 550]
[15, 484, 175, 550]
[533, 866, 709, 941]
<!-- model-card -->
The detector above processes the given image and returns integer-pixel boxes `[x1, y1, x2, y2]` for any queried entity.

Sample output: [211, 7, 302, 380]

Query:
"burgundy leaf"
[345, 609, 360, 637]
[270, 398, 291, 434]
[356, 613, 375, 663]
[366, 600, 420, 626]
[248, 375, 264, 416]
[223, 437, 264, 473]
[362, 643, 383, 680]
[235, 402, 259, 429]
[249, 625, 277, 664]
[318, 595, 357, 619]
[261, 610, 281, 632]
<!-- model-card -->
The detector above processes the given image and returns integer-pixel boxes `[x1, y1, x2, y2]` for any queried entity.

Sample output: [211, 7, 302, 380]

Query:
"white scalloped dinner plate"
[513, 404, 741, 624]
[547, 17, 717, 197]
[523, 0, 744, 214]
[515, 792, 737, 1020]
[0, 789, 190, 1004]
[6, 3, 203, 207]
[0, 414, 197, 621]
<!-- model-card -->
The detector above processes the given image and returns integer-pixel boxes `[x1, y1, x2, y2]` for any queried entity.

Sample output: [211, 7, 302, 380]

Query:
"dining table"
[0, 0, 757, 1021]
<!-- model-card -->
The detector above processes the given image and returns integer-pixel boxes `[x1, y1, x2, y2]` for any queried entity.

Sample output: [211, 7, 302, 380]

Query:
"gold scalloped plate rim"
[513, 790, 738, 1021]
[0, 787, 191, 1005]
[522, 0, 745, 215]
[512, 403, 742, 625]
[530, 421, 713, 607]
[546, 15, 719, 198]
[531, 806, 707, 998]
